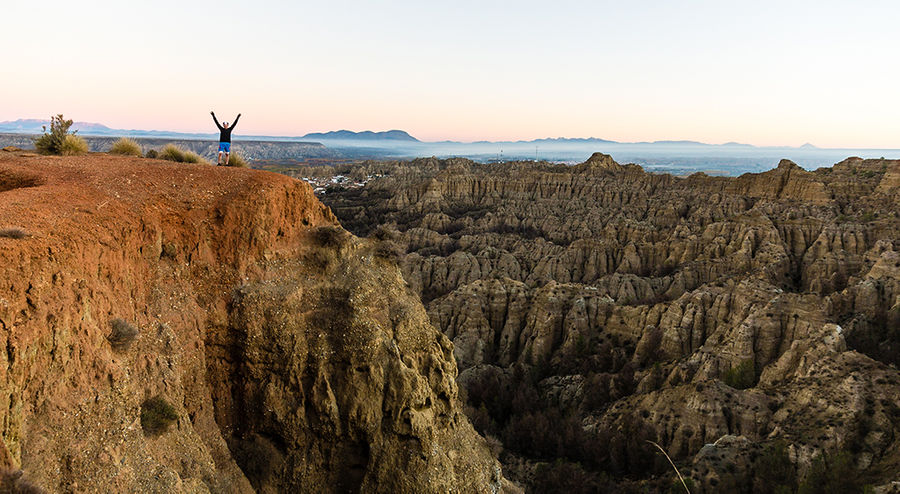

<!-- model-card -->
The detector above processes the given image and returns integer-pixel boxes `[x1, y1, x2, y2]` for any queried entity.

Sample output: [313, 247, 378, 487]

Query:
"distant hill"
[0, 119, 115, 134]
[527, 137, 617, 144]
[300, 130, 419, 142]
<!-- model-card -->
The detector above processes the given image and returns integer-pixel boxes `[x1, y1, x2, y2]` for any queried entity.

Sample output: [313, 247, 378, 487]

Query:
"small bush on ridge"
[109, 138, 142, 157]
[145, 149, 159, 159]
[34, 114, 87, 155]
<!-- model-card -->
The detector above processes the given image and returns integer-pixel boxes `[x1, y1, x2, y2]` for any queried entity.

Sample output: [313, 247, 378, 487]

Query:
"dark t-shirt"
[212, 114, 240, 143]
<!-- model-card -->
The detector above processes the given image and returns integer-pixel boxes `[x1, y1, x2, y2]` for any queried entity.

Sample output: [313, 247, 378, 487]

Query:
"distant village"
[299, 173, 384, 194]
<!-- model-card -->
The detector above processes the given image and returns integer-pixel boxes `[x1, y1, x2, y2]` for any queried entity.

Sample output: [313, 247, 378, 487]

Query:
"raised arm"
[210, 111, 223, 130]
[230, 113, 241, 130]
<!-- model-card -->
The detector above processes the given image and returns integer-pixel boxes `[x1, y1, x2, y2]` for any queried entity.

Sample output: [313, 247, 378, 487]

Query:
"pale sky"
[2, 0, 899, 147]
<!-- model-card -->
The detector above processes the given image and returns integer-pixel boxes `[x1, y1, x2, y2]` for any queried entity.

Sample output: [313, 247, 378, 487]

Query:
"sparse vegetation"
[108, 137, 142, 157]
[753, 441, 796, 494]
[145, 149, 159, 159]
[797, 451, 864, 494]
[0, 228, 28, 239]
[34, 114, 88, 156]
[723, 359, 757, 389]
[140, 395, 178, 435]
[158, 144, 207, 164]
[108, 318, 139, 351]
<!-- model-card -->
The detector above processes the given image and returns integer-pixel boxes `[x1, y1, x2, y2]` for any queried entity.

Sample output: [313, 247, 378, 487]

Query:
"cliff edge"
[0, 150, 507, 493]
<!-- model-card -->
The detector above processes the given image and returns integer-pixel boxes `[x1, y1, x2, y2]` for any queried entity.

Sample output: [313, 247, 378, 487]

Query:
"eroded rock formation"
[322, 153, 900, 492]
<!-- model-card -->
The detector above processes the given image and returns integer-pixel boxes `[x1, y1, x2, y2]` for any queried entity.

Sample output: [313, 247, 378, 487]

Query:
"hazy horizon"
[3, 1, 900, 148]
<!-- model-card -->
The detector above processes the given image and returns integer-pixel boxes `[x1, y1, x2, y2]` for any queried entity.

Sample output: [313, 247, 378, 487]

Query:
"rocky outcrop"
[321, 154, 900, 491]
[0, 150, 506, 493]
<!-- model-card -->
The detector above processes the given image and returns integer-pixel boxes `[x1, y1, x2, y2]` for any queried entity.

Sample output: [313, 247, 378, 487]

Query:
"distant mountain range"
[300, 130, 418, 142]
[0, 119, 851, 150]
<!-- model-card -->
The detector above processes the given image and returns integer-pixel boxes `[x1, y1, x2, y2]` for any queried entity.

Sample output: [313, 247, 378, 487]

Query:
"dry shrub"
[0, 228, 28, 239]
[34, 114, 75, 155]
[109, 137, 142, 157]
[374, 240, 404, 262]
[108, 318, 139, 351]
[141, 395, 178, 436]
[484, 434, 503, 458]
[312, 225, 348, 248]
[370, 225, 399, 241]
[145, 149, 159, 159]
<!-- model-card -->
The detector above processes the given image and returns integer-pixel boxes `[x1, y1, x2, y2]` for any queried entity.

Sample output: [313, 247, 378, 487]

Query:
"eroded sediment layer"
[0, 151, 507, 493]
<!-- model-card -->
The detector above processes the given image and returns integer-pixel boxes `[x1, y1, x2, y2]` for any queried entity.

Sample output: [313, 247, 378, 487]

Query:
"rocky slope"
[0, 150, 509, 493]
[321, 154, 900, 492]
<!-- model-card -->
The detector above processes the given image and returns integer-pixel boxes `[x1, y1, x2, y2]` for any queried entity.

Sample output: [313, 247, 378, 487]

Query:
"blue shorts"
[218, 142, 231, 153]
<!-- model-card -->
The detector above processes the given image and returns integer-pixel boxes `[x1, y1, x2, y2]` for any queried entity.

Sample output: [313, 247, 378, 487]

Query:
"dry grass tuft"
[158, 144, 208, 165]
[109, 138, 142, 157]
[648, 440, 691, 493]
[60, 134, 89, 155]
[226, 152, 249, 167]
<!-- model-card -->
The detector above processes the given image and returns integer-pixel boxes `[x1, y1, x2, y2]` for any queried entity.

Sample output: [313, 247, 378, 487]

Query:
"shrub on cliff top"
[109, 137, 142, 157]
[34, 114, 82, 155]
[140, 395, 178, 435]
[158, 144, 207, 165]
[108, 318, 139, 351]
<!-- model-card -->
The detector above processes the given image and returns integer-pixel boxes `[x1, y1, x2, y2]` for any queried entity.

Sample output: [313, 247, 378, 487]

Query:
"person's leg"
[217, 151, 224, 165]
[223, 143, 231, 165]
